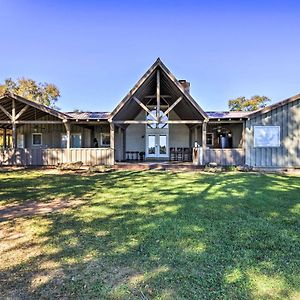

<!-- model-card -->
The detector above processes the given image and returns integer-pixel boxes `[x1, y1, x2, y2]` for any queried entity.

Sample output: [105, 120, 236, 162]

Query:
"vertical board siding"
[0, 148, 113, 166]
[245, 99, 300, 168]
[204, 148, 245, 165]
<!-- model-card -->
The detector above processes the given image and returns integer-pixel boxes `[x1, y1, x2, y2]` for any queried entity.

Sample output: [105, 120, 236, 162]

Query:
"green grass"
[0, 170, 299, 299]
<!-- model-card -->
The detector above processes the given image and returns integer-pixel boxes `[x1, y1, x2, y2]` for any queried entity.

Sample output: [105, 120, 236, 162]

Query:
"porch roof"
[206, 111, 250, 120]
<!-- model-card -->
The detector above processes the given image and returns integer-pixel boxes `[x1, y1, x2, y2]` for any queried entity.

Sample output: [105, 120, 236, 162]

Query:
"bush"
[57, 161, 83, 171]
[88, 165, 112, 173]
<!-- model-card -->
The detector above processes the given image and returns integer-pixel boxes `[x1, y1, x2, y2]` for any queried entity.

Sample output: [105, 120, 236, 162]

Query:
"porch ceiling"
[0, 94, 68, 129]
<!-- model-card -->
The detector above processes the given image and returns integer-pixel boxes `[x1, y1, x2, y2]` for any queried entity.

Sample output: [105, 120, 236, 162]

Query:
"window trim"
[100, 132, 110, 146]
[206, 132, 214, 147]
[32, 133, 42, 146]
[71, 133, 82, 148]
[253, 125, 281, 148]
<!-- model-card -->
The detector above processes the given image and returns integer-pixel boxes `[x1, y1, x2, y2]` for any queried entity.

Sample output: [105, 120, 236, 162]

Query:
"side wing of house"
[245, 94, 300, 168]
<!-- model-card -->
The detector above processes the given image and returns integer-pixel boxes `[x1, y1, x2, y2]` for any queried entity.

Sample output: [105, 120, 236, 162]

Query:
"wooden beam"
[113, 120, 157, 124]
[113, 120, 202, 124]
[16, 120, 63, 124]
[161, 96, 182, 118]
[133, 97, 157, 121]
[110, 123, 115, 164]
[64, 122, 71, 161]
[156, 69, 160, 121]
[166, 120, 202, 124]
[0, 105, 12, 120]
[15, 105, 29, 120]
[202, 121, 207, 151]
[144, 95, 171, 99]
[12, 99, 16, 148]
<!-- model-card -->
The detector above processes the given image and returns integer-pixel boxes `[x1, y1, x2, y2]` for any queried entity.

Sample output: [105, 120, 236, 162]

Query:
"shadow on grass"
[0, 171, 299, 299]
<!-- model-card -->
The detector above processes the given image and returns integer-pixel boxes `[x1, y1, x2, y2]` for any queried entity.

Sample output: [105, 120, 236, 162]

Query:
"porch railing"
[204, 148, 245, 166]
[0, 148, 114, 166]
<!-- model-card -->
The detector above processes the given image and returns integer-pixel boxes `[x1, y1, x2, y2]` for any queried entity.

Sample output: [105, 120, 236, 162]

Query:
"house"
[0, 58, 299, 168]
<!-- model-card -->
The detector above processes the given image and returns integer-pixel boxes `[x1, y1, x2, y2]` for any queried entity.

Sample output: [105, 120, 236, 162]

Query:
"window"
[100, 133, 110, 146]
[254, 126, 280, 147]
[32, 133, 42, 146]
[71, 134, 82, 148]
[61, 134, 67, 148]
[206, 133, 214, 147]
[146, 109, 168, 129]
[17, 134, 25, 148]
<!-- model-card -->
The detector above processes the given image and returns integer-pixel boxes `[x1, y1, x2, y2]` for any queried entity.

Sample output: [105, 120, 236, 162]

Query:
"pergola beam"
[133, 97, 157, 121]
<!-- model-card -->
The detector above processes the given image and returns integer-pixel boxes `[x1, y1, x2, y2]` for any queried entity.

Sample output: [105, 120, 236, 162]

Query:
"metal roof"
[206, 111, 250, 119]
[65, 111, 111, 120]
[64, 110, 249, 121]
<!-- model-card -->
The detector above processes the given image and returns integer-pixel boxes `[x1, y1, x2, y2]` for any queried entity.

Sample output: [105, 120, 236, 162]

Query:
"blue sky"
[0, 0, 299, 112]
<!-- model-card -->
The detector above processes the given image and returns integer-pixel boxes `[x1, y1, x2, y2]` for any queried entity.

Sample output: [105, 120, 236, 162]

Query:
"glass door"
[146, 134, 168, 158]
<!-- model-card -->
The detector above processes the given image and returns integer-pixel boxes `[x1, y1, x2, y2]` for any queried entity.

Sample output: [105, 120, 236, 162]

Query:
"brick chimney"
[179, 79, 190, 93]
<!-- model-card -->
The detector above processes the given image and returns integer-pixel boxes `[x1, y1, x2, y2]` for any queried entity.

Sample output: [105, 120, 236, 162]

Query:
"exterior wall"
[245, 99, 300, 168]
[14, 118, 113, 150]
[125, 111, 146, 152]
[169, 110, 190, 148]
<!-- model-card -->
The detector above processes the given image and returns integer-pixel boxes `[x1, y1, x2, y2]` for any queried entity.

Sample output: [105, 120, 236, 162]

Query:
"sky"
[0, 0, 300, 112]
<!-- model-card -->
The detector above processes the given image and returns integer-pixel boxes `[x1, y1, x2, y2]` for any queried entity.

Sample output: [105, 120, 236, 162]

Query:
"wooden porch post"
[3, 128, 7, 148]
[64, 122, 71, 162]
[12, 99, 17, 148]
[194, 126, 198, 145]
[123, 128, 126, 161]
[202, 121, 207, 164]
[110, 122, 115, 165]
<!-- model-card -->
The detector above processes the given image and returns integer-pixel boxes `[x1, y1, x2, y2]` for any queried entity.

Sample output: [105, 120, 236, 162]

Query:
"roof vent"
[179, 80, 190, 93]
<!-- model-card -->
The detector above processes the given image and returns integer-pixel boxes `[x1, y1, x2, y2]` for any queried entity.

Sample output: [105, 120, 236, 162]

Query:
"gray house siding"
[245, 99, 300, 168]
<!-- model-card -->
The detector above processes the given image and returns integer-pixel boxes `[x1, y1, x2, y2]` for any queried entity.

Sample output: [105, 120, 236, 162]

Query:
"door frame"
[145, 129, 169, 159]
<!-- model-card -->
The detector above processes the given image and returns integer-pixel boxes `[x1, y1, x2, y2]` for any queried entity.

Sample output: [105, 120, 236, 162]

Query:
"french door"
[146, 134, 168, 158]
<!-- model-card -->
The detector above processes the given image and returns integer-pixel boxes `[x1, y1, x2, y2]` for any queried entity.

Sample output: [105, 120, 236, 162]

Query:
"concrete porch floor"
[114, 161, 203, 171]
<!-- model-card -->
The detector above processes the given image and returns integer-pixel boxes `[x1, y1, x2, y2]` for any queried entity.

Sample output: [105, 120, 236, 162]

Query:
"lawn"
[0, 170, 299, 300]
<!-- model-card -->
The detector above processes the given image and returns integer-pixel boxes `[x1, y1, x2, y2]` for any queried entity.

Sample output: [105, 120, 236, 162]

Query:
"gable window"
[146, 109, 168, 129]
[100, 133, 110, 146]
[206, 133, 214, 147]
[32, 133, 42, 146]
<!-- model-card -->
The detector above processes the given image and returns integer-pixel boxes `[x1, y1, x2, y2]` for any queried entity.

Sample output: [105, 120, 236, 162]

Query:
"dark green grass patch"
[0, 170, 299, 299]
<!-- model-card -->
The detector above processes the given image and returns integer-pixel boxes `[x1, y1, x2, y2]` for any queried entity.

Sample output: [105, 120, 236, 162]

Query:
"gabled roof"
[247, 93, 300, 117]
[109, 58, 208, 121]
[0, 92, 71, 120]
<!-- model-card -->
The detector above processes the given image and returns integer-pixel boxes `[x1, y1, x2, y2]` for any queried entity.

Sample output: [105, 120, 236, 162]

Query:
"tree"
[0, 78, 60, 108]
[228, 95, 270, 112]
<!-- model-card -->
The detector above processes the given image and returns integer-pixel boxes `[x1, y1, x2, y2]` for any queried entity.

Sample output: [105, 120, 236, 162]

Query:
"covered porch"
[110, 59, 246, 166]
[0, 93, 114, 166]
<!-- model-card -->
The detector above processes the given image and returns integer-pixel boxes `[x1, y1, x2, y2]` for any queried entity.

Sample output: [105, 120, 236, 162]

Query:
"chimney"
[179, 79, 190, 93]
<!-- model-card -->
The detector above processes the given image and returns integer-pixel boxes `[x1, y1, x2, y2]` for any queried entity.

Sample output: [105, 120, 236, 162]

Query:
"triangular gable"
[0, 92, 70, 121]
[109, 58, 208, 121]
